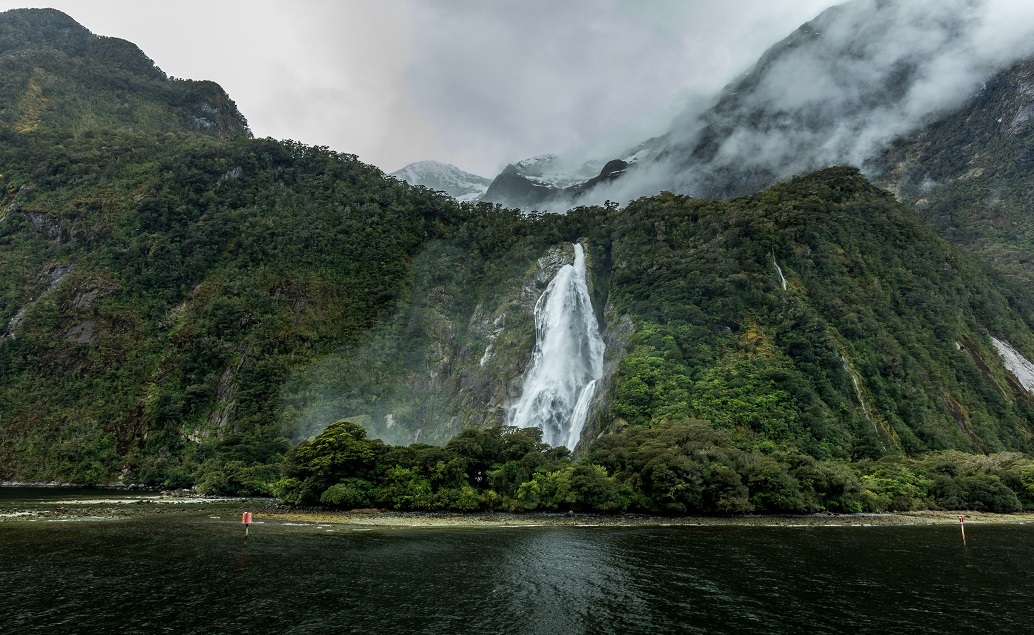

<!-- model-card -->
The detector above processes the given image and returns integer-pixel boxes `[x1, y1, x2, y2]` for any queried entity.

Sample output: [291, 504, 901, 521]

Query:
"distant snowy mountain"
[511, 154, 603, 189]
[481, 151, 641, 209]
[390, 161, 492, 202]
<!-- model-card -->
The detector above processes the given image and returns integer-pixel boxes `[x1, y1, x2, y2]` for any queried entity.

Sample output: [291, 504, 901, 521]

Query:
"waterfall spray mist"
[508, 243, 605, 449]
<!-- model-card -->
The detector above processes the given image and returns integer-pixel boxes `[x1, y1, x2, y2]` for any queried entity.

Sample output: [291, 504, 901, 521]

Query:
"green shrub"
[320, 478, 375, 508]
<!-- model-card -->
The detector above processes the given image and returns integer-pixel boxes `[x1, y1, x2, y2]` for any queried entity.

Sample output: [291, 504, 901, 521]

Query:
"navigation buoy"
[243, 511, 253, 541]
[959, 515, 966, 545]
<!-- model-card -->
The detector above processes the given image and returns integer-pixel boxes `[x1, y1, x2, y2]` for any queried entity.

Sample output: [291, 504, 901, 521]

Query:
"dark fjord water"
[2, 499, 1032, 633]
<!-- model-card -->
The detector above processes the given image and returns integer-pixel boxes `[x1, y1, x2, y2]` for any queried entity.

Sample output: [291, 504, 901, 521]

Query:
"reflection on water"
[1, 511, 1032, 634]
[492, 527, 639, 633]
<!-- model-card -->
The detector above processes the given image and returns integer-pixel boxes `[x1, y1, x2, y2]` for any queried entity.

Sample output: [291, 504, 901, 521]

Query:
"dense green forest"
[3, 8, 1034, 514]
[271, 419, 1034, 514]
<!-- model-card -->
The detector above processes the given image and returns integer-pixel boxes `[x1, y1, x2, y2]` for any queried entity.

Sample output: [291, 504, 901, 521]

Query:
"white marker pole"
[959, 515, 966, 545]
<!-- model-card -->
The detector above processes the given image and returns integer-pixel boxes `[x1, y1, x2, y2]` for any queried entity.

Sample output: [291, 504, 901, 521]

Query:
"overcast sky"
[2, 0, 843, 176]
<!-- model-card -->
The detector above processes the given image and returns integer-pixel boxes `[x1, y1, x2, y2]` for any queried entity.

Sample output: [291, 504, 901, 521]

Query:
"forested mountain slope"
[280, 168, 1034, 514]
[0, 8, 248, 140]
[3, 9, 1034, 498]
[0, 128, 470, 482]
[872, 56, 1034, 288]
[602, 169, 1034, 460]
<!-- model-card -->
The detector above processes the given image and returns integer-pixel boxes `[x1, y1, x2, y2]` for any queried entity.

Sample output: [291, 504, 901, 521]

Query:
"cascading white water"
[774, 258, 788, 291]
[508, 243, 605, 449]
[839, 352, 886, 450]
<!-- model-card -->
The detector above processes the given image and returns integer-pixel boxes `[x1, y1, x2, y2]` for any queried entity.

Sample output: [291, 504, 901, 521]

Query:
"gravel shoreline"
[3, 495, 1034, 528]
[265, 508, 1034, 528]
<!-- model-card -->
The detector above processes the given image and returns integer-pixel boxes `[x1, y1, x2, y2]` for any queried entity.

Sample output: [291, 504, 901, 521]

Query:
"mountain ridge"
[481, 0, 1034, 213]
[0, 7, 250, 140]
[389, 160, 491, 202]
[870, 55, 1034, 287]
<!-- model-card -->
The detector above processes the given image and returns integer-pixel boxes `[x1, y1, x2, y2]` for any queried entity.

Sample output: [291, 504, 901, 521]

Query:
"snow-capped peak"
[390, 161, 492, 202]
[510, 154, 603, 189]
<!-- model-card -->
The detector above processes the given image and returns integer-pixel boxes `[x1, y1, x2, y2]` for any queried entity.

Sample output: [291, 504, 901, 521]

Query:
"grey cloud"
[14, 0, 1016, 191]
[559, 0, 1034, 208]
[2, 0, 837, 176]
[401, 0, 833, 176]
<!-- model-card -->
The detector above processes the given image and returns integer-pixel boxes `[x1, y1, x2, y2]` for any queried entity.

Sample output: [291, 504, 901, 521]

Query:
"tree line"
[212, 418, 1034, 515]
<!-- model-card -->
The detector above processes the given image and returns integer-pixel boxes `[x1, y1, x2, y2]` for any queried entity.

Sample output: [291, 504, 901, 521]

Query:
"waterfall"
[839, 352, 886, 449]
[774, 257, 788, 291]
[508, 243, 605, 449]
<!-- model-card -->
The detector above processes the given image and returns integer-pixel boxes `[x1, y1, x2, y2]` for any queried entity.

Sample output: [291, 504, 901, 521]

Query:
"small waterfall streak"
[509, 244, 605, 449]
[840, 353, 885, 448]
[774, 258, 788, 291]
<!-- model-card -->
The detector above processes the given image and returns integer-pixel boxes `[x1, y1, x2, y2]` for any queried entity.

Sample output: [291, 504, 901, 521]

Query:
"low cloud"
[6, 0, 1030, 189]
[401, 0, 833, 176]
[563, 0, 1034, 206]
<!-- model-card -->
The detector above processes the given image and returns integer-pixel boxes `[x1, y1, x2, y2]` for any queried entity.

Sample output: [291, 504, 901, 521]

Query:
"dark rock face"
[481, 165, 558, 209]
[482, 160, 632, 209]
[597, 160, 628, 180]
